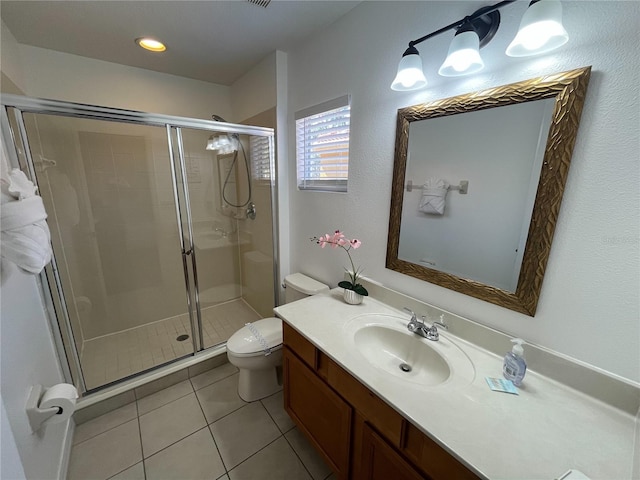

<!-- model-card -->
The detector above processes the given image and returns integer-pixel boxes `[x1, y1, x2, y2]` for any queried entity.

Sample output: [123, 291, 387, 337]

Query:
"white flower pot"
[343, 289, 364, 305]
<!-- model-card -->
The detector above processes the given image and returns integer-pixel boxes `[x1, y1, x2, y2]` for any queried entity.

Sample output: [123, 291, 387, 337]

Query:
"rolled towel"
[1, 169, 52, 274]
[419, 178, 449, 215]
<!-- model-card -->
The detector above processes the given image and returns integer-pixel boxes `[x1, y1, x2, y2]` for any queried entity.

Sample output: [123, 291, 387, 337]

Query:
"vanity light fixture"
[135, 37, 167, 52]
[391, 0, 569, 91]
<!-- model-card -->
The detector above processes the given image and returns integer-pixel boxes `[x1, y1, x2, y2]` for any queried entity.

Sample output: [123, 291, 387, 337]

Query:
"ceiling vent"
[247, 0, 270, 7]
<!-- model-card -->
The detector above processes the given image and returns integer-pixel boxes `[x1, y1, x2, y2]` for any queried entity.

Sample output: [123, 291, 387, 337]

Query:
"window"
[250, 135, 272, 183]
[296, 95, 351, 192]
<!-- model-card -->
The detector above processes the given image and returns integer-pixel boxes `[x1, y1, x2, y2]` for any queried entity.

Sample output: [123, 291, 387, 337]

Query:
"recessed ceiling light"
[135, 37, 166, 52]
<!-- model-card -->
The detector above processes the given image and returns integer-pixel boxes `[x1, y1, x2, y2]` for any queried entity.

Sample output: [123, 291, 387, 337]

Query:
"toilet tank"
[284, 273, 329, 303]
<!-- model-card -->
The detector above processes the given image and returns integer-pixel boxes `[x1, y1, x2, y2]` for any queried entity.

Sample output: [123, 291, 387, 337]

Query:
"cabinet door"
[283, 347, 352, 479]
[360, 423, 427, 480]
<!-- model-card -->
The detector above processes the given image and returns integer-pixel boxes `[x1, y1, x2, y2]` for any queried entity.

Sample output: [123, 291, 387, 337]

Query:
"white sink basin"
[354, 324, 451, 385]
[345, 314, 475, 388]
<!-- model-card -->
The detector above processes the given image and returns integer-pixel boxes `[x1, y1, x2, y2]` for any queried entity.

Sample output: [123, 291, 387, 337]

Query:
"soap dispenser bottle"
[503, 338, 527, 386]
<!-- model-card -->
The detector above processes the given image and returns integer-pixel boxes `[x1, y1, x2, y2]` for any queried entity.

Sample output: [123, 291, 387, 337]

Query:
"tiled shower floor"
[68, 363, 336, 480]
[80, 299, 260, 390]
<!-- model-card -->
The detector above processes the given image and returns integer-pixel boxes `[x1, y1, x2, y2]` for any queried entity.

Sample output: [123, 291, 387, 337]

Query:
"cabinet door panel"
[324, 353, 403, 446]
[283, 323, 317, 369]
[403, 423, 478, 480]
[283, 347, 351, 479]
[360, 423, 427, 480]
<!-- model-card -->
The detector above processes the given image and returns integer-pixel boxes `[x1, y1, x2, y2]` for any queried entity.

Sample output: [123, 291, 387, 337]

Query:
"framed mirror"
[386, 67, 591, 316]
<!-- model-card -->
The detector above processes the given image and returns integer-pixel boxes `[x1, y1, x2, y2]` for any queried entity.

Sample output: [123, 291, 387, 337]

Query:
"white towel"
[419, 178, 449, 215]
[1, 169, 52, 274]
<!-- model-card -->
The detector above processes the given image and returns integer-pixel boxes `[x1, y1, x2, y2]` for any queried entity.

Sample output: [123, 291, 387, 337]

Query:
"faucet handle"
[432, 314, 448, 330]
[404, 307, 419, 333]
[403, 307, 416, 321]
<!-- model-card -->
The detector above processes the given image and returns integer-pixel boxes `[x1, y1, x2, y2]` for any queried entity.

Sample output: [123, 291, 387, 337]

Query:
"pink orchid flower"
[310, 230, 367, 296]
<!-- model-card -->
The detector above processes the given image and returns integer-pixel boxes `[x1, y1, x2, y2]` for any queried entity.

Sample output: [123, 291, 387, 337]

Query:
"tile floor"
[81, 299, 260, 389]
[68, 362, 337, 480]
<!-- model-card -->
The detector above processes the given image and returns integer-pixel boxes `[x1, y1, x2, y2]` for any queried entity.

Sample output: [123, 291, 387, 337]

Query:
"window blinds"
[250, 135, 272, 183]
[295, 95, 350, 192]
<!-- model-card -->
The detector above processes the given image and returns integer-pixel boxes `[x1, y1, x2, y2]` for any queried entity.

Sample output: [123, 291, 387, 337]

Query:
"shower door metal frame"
[1, 94, 277, 395]
[165, 125, 202, 355]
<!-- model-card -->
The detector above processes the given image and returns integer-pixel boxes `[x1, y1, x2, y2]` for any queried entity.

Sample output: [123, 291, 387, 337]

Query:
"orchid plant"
[311, 230, 369, 296]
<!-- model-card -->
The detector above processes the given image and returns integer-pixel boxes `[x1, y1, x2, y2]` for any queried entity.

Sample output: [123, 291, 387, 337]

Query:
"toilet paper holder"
[26, 385, 64, 433]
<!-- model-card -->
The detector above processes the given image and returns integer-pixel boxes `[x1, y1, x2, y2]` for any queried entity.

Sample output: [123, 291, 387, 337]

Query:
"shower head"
[210, 114, 239, 141]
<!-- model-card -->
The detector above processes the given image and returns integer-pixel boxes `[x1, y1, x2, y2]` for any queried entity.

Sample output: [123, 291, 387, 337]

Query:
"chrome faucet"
[403, 308, 448, 341]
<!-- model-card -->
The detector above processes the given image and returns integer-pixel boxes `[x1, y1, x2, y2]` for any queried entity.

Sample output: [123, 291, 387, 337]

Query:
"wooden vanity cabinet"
[283, 323, 479, 480]
[283, 347, 352, 478]
[360, 423, 426, 480]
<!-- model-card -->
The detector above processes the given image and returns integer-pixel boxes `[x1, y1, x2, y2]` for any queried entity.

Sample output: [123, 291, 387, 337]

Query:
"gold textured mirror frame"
[387, 67, 591, 316]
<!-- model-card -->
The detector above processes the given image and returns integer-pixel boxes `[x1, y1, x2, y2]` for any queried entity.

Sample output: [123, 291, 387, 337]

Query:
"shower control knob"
[246, 202, 257, 220]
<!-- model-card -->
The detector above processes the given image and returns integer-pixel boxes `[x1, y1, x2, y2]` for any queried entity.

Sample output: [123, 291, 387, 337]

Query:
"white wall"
[286, 1, 640, 382]
[1, 19, 25, 90]
[17, 45, 232, 121]
[0, 263, 72, 480]
[275, 50, 290, 304]
[230, 52, 277, 123]
[1, 398, 26, 480]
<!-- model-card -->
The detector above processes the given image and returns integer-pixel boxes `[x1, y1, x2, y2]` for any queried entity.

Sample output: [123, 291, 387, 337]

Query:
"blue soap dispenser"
[503, 338, 527, 386]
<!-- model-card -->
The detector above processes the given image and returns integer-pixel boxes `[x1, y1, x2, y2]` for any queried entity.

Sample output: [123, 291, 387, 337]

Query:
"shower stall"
[2, 95, 277, 395]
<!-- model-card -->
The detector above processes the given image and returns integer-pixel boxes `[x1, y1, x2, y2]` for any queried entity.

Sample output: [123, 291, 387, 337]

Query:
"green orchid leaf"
[338, 281, 354, 290]
[353, 284, 369, 296]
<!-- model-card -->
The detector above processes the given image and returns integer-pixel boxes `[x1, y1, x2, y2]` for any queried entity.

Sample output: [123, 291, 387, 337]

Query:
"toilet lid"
[227, 317, 283, 356]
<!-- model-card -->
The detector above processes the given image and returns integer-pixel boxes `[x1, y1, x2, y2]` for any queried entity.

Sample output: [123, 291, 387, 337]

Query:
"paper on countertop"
[485, 377, 519, 395]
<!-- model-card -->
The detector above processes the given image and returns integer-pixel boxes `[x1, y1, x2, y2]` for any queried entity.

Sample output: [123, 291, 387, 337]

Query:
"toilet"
[226, 273, 329, 401]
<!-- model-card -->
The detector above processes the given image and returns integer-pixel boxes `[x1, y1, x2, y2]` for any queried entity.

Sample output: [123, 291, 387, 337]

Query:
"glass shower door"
[20, 113, 196, 391]
[173, 127, 275, 350]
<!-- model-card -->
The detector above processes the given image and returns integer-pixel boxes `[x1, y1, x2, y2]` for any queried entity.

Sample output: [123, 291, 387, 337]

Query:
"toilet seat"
[227, 317, 282, 357]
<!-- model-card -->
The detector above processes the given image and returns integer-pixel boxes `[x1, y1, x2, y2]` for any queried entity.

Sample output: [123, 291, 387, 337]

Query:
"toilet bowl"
[226, 273, 329, 401]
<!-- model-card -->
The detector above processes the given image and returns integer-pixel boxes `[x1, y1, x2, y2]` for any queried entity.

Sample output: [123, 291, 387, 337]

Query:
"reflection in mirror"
[387, 67, 591, 316]
[399, 98, 555, 292]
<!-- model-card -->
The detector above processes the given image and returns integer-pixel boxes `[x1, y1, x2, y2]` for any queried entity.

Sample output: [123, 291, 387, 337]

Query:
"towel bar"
[448, 181, 469, 194]
[405, 180, 468, 194]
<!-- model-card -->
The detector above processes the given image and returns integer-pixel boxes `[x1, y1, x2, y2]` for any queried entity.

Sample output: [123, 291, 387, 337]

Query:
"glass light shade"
[438, 31, 485, 77]
[506, 0, 569, 57]
[391, 53, 427, 91]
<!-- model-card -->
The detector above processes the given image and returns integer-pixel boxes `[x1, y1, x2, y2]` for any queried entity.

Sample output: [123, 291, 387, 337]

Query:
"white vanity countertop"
[274, 290, 638, 480]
